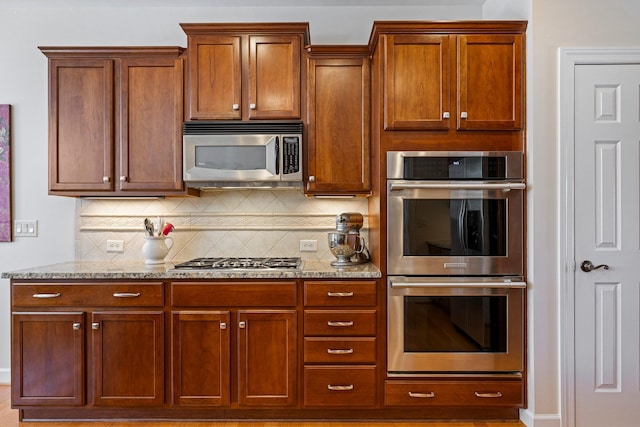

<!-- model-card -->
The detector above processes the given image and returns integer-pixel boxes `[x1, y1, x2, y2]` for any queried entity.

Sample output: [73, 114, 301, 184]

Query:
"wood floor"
[0, 385, 525, 427]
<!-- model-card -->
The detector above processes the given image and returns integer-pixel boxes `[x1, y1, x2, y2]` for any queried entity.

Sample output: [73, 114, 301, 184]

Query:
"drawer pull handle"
[113, 292, 141, 298]
[474, 391, 503, 398]
[72, 323, 81, 330]
[327, 321, 354, 327]
[327, 291, 354, 297]
[92, 322, 100, 330]
[327, 348, 354, 355]
[32, 293, 61, 299]
[327, 384, 354, 391]
[409, 391, 435, 398]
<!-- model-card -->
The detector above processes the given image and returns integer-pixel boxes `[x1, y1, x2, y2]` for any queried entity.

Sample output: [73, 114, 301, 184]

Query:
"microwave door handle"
[275, 137, 279, 175]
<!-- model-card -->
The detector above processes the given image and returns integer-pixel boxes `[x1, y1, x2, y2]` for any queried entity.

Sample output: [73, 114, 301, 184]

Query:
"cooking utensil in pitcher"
[144, 218, 154, 236]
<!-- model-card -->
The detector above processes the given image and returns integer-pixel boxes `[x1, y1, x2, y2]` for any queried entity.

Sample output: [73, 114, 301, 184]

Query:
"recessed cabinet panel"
[306, 50, 371, 194]
[384, 34, 450, 130]
[48, 58, 114, 192]
[457, 34, 523, 130]
[172, 311, 230, 406]
[188, 36, 242, 120]
[120, 57, 184, 191]
[11, 312, 85, 406]
[92, 311, 164, 407]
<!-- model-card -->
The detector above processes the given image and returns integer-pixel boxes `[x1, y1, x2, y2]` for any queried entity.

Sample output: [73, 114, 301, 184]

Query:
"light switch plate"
[14, 220, 38, 237]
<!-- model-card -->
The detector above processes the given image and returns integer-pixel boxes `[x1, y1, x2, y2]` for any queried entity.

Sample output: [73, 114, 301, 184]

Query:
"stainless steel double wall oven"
[386, 151, 526, 374]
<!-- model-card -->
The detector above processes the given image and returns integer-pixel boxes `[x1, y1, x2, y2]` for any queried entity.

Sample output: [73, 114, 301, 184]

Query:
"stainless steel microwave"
[183, 121, 303, 187]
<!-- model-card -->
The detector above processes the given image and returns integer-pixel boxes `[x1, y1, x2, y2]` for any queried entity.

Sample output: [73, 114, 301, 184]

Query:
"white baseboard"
[0, 368, 10, 385]
[520, 408, 561, 427]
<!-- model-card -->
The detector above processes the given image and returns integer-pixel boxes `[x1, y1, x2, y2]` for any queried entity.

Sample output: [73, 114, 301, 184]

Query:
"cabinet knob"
[72, 323, 81, 330]
[239, 321, 246, 329]
[443, 111, 450, 119]
[308, 175, 315, 182]
[220, 322, 227, 330]
[103, 176, 110, 183]
[120, 176, 127, 182]
[232, 104, 239, 111]
[249, 103, 256, 110]
[92, 322, 100, 330]
[461, 111, 468, 119]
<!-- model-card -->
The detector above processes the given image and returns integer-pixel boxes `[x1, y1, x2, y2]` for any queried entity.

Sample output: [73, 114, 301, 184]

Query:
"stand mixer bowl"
[328, 232, 356, 266]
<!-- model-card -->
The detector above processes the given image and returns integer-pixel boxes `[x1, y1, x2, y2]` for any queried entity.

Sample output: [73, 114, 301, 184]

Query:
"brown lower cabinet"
[9, 277, 523, 421]
[11, 282, 165, 408]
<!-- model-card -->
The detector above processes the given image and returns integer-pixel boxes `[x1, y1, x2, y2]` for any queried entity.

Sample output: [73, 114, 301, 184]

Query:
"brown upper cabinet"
[370, 21, 526, 132]
[40, 47, 188, 197]
[305, 46, 371, 195]
[181, 23, 310, 121]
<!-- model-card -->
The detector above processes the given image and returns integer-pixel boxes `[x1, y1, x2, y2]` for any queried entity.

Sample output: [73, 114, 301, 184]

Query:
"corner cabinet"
[40, 47, 190, 197]
[305, 46, 371, 195]
[371, 21, 526, 132]
[181, 23, 310, 121]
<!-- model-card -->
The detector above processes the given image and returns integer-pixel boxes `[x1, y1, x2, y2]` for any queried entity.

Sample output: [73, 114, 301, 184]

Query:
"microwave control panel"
[282, 136, 300, 175]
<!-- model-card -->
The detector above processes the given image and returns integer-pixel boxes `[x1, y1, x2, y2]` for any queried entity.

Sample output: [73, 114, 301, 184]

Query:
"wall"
[527, 1, 640, 426]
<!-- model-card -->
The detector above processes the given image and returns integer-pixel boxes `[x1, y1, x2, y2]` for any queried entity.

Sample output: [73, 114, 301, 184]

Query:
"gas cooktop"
[171, 257, 302, 271]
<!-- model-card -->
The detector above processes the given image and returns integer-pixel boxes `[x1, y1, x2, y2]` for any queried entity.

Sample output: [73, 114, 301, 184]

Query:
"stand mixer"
[327, 212, 370, 267]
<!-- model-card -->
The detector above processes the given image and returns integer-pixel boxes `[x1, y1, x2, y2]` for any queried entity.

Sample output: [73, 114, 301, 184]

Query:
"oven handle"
[388, 182, 526, 191]
[389, 277, 527, 289]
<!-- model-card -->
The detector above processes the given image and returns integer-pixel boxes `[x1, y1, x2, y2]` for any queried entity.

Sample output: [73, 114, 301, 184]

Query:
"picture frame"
[0, 104, 11, 242]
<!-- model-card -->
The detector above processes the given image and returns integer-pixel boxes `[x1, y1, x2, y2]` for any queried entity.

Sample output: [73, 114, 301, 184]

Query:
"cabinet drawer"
[171, 282, 297, 307]
[304, 366, 376, 407]
[304, 337, 376, 364]
[304, 310, 376, 336]
[12, 282, 164, 307]
[385, 380, 524, 407]
[304, 281, 377, 307]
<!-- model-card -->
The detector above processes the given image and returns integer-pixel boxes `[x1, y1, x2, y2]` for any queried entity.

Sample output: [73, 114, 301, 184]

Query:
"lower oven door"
[387, 276, 525, 374]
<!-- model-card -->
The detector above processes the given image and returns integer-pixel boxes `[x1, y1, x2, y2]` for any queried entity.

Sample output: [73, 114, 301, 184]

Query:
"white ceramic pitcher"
[142, 236, 174, 265]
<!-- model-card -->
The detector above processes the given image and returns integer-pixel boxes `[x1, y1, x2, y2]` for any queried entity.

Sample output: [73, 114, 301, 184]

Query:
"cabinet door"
[12, 312, 85, 406]
[306, 56, 371, 194]
[119, 56, 184, 191]
[383, 34, 451, 130]
[238, 310, 297, 406]
[457, 34, 523, 130]
[48, 58, 114, 192]
[186, 35, 242, 120]
[248, 35, 301, 120]
[91, 311, 164, 406]
[172, 311, 230, 406]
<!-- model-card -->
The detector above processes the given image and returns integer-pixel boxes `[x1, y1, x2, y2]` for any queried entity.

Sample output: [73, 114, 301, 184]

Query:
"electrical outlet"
[14, 220, 38, 237]
[300, 239, 318, 252]
[106, 240, 124, 253]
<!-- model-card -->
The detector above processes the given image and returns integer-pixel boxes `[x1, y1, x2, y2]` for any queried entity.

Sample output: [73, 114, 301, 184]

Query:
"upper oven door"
[387, 180, 525, 276]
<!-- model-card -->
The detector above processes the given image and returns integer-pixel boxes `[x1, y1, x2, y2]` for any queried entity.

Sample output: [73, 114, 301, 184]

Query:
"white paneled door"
[574, 63, 640, 427]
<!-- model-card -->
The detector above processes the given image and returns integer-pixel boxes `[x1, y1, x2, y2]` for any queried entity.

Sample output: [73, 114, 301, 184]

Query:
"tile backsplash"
[76, 189, 369, 262]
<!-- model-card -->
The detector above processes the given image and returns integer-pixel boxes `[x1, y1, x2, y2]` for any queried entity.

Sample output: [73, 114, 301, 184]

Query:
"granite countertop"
[1, 260, 382, 280]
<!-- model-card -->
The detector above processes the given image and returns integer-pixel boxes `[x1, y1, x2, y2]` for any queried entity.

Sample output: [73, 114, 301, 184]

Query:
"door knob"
[580, 260, 610, 272]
